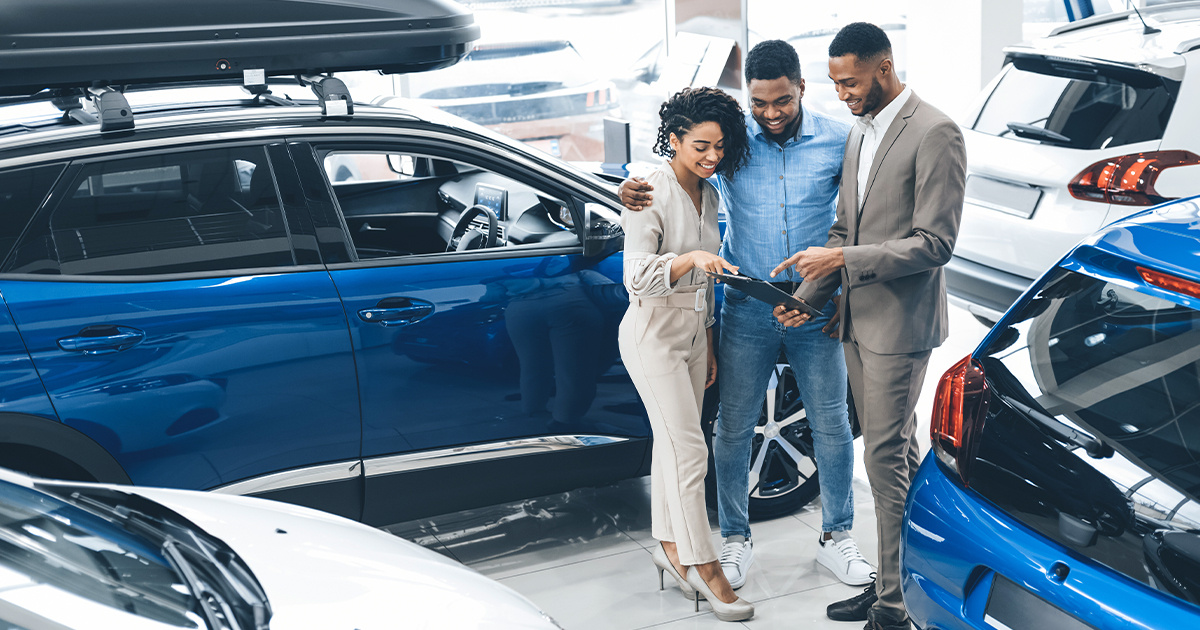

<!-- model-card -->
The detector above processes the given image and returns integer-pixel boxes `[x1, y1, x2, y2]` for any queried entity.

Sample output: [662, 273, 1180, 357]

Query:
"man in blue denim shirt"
[620, 40, 873, 593]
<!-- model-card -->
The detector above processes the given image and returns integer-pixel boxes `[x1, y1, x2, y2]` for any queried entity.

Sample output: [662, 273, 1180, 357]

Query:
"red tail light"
[1138, 266, 1200, 300]
[1068, 150, 1200, 206]
[930, 355, 990, 486]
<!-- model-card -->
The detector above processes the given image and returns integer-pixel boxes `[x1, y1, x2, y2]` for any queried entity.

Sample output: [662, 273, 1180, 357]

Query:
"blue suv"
[0, 88, 653, 525]
[903, 196, 1200, 628]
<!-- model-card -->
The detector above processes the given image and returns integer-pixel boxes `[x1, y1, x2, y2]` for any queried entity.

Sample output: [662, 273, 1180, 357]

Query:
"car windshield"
[983, 267, 1200, 531]
[409, 41, 595, 99]
[0, 480, 201, 629]
[972, 58, 1180, 150]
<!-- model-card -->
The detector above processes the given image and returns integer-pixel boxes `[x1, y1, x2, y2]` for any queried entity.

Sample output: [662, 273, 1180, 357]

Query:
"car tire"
[702, 363, 861, 521]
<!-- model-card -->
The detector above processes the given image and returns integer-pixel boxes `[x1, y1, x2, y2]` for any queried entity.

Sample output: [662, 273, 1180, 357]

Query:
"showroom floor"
[387, 306, 992, 628]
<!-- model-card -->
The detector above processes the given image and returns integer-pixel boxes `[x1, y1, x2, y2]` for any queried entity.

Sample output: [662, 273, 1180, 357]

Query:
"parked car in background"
[391, 40, 621, 161]
[903, 195, 1200, 629]
[0, 467, 560, 629]
[949, 3, 1200, 326]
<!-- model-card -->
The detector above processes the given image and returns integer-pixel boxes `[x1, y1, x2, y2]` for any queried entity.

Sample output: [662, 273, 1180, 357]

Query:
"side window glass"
[0, 163, 65, 268]
[9, 147, 293, 276]
[319, 150, 580, 262]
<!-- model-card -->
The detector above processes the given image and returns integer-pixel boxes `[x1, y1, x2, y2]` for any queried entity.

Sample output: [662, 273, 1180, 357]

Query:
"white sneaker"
[816, 532, 874, 586]
[719, 536, 754, 589]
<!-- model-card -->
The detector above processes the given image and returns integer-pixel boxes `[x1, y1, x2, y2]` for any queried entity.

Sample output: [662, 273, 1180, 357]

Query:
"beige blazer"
[797, 92, 966, 355]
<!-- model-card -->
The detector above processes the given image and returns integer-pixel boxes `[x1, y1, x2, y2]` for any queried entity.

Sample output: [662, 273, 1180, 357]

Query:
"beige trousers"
[618, 293, 715, 566]
[843, 331, 932, 620]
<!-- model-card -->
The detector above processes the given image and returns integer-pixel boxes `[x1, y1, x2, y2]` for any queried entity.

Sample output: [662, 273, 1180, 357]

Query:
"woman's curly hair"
[652, 86, 749, 176]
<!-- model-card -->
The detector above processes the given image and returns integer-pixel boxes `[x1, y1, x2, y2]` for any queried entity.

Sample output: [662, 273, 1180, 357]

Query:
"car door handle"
[57, 325, 146, 354]
[358, 298, 434, 327]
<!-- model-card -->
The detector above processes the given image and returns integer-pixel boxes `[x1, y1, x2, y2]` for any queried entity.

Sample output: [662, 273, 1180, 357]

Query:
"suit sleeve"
[621, 171, 678, 297]
[839, 119, 965, 288]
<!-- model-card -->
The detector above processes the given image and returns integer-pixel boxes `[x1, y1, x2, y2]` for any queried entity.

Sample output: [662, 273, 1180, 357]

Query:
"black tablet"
[707, 272, 824, 318]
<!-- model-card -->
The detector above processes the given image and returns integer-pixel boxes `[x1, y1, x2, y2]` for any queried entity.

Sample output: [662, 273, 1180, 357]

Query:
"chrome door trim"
[212, 460, 360, 496]
[211, 434, 629, 496]
[364, 435, 630, 478]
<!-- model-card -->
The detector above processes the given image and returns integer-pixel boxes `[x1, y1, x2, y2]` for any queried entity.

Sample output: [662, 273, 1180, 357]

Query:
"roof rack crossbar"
[297, 74, 353, 116]
[86, 86, 134, 132]
[50, 90, 97, 126]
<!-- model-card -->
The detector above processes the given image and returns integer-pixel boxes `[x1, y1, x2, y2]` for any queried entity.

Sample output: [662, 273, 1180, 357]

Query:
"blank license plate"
[984, 575, 1094, 630]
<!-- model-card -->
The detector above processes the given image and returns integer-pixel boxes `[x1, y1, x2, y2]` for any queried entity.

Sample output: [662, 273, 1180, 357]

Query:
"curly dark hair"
[652, 86, 749, 176]
[745, 40, 802, 86]
[829, 22, 892, 62]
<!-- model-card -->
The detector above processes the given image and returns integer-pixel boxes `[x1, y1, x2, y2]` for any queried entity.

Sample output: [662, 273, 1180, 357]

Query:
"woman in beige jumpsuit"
[618, 87, 753, 622]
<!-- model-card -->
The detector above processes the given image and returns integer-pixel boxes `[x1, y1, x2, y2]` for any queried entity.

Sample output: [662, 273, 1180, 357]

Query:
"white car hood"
[127, 487, 556, 630]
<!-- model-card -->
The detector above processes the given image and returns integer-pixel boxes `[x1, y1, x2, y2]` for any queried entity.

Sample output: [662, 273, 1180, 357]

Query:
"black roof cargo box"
[0, 0, 480, 97]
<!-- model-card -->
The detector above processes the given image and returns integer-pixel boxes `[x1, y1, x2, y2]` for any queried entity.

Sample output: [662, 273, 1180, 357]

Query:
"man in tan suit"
[772, 22, 966, 630]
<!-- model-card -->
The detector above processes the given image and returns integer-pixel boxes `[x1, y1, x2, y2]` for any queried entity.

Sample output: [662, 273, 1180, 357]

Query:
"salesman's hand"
[822, 294, 842, 338]
[771, 246, 845, 281]
[619, 176, 654, 212]
[773, 303, 811, 328]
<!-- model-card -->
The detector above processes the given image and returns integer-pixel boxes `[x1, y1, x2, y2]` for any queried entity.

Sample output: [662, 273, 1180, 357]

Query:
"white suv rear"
[949, 3, 1200, 323]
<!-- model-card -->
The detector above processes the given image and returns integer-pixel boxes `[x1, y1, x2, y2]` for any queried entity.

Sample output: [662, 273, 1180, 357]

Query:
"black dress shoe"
[864, 607, 910, 629]
[827, 580, 877, 622]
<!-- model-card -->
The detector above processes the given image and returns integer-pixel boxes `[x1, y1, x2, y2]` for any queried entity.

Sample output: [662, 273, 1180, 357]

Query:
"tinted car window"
[0, 164, 63, 266]
[986, 268, 1200, 530]
[973, 62, 1179, 150]
[6, 147, 294, 275]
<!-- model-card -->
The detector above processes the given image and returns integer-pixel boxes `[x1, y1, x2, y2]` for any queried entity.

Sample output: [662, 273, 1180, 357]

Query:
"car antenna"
[1129, 3, 1161, 35]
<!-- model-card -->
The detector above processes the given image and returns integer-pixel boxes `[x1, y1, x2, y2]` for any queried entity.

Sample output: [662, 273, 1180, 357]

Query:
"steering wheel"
[447, 204, 499, 252]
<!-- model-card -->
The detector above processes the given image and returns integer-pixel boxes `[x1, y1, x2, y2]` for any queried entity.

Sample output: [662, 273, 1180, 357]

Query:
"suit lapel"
[859, 94, 921, 216]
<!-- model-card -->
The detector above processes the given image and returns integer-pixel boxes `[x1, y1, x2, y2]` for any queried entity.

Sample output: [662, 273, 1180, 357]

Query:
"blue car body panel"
[0, 295, 56, 418]
[0, 272, 360, 489]
[904, 456, 1200, 630]
[903, 196, 1200, 629]
[329, 251, 643, 458]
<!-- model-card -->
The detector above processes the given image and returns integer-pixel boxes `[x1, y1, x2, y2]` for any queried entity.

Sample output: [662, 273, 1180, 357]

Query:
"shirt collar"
[861, 85, 912, 135]
[749, 103, 814, 144]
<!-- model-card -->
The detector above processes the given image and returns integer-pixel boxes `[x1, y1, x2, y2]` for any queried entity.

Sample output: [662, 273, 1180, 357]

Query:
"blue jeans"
[714, 285, 854, 536]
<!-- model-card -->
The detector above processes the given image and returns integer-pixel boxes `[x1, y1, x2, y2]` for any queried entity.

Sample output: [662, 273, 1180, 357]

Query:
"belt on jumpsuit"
[633, 288, 706, 311]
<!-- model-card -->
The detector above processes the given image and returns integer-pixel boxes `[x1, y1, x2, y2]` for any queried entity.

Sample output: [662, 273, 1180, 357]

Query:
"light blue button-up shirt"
[714, 105, 851, 283]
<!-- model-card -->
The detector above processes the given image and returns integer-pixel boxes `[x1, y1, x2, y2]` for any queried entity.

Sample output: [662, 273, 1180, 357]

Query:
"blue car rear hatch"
[919, 196, 1200, 623]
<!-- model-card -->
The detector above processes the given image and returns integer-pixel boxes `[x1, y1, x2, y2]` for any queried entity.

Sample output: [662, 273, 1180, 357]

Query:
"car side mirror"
[582, 202, 623, 258]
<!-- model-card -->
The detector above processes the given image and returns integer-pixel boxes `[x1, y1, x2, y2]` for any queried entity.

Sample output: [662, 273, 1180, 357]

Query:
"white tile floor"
[386, 306, 991, 628]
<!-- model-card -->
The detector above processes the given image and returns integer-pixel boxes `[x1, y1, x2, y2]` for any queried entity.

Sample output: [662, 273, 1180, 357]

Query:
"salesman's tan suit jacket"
[797, 92, 966, 355]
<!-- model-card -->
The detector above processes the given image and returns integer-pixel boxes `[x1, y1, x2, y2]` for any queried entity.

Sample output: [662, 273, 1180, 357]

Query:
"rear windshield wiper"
[1000, 393, 1114, 458]
[1005, 122, 1072, 145]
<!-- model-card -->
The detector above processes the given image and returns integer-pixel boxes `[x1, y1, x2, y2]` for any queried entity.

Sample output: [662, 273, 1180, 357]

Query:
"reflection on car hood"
[127, 487, 557, 629]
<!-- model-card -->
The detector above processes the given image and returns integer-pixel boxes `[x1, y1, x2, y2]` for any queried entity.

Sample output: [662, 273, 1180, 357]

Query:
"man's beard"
[855, 78, 885, 117]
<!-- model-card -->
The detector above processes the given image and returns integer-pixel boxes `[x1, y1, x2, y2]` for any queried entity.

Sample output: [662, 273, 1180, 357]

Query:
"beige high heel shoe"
[651, 544, 698, 599]
[685, 568, 754, 621]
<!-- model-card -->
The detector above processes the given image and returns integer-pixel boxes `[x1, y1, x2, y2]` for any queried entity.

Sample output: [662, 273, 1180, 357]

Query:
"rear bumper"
[902, 456, 1200, 630]
[944, 255, 1032, 322]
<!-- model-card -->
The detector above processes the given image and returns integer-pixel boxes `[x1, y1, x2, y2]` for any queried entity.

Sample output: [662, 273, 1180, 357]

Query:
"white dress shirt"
[856, 85, 912, 208]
